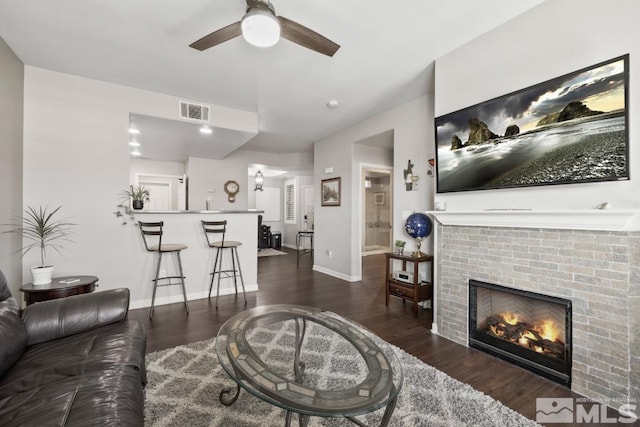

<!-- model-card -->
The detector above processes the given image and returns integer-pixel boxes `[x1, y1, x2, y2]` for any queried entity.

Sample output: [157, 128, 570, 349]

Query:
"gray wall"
[313, 96, 432, 281]
[434, 0, 640, 211]
[432, 0, 640, 404]
[0, 37, 23, 296]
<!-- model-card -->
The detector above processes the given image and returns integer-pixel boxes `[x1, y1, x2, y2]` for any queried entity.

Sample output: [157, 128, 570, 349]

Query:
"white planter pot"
[31, 266, 54, 285]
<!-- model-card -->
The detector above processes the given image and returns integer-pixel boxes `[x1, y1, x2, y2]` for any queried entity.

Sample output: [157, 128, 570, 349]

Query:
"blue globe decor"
[404, 213, 433, 255]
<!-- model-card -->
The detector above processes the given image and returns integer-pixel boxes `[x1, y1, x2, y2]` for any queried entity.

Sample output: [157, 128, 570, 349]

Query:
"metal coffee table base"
[220, 384, 397, 427]
[219, 317, 398, 427]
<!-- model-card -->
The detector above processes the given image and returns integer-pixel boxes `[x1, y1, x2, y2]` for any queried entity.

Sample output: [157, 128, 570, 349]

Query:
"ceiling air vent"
[179, 101, 210, 122]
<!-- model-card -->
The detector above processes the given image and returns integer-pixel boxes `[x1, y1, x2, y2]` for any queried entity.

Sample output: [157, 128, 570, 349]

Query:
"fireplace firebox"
[468, 279, 572, 386]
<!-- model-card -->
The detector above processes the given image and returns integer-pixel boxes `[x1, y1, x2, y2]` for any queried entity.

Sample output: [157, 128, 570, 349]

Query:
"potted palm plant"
[3, 205, 75, 285]
[123, 185, 150, 210]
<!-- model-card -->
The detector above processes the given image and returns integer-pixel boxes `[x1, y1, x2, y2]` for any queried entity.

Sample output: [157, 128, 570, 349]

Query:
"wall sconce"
[403, 159, 415, 191]
[254, 170, 264, 191]
[410, 174, 419, 190]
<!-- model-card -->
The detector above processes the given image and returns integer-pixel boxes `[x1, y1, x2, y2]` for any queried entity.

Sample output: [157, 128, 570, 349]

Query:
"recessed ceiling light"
[129, 141, 140, 147]
[129, 128, 140, 134]
[200, 126, 213, 134]
[131, 150, 141, 156]
[326, 100, 339, 109]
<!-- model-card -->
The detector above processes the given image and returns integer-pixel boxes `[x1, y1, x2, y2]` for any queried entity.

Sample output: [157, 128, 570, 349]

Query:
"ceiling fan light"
[241, 9, 280, 48]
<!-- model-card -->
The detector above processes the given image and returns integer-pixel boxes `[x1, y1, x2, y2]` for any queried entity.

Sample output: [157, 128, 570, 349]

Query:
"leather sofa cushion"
[0, 386, 78, 426]
[0, 321, 146, 398]
[0, 366, 144, 426]
[22, 287, 130, 346]
[0, 298, 27, 377]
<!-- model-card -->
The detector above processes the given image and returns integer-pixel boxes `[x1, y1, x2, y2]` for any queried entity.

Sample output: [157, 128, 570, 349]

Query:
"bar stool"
[138, 221, 189, 319]
[201, 220, 247, 308]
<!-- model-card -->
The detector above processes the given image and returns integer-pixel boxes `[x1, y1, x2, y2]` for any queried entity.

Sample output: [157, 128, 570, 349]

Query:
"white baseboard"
[312, 265, 360, 282]
[431, 323, 439, 335]
[283, 243, 313, 251]
[129, 283, 259, 310]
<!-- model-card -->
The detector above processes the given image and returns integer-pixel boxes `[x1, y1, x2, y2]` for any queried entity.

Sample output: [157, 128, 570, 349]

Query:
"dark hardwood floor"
[130, 247, 585, 424]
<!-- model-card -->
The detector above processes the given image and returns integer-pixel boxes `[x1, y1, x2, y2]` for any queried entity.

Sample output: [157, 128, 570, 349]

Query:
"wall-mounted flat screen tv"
[434, 55, 629, 193]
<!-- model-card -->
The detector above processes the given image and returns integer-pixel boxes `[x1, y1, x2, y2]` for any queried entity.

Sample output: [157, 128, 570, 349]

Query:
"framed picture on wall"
[374, 192, 385, 205]
[321, 177, 341, 206]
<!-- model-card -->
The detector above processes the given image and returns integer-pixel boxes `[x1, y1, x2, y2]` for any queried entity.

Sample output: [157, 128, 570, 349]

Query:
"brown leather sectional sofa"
[0, 270, 146, 426]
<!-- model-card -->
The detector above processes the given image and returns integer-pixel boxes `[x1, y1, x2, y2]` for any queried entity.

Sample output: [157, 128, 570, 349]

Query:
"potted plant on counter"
[3, 205, 75, 285]
[394, 240, 406, 256]
[123, 185, 150, 210]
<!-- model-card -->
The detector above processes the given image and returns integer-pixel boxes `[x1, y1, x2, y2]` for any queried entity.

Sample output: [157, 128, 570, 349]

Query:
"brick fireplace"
[431, 212, 640, 404]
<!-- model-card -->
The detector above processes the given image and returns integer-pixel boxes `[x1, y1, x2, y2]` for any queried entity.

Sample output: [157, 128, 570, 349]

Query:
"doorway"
[362, 169, 392, 256]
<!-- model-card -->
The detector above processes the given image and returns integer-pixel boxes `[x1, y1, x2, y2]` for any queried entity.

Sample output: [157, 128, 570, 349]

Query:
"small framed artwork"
[321, 177, 341, 206]
[374, 192, 385, 205]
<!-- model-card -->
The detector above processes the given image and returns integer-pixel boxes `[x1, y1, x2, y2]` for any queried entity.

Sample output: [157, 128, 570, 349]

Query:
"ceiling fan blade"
[279, 16, 340, 57]
[189, 21, 242, 51]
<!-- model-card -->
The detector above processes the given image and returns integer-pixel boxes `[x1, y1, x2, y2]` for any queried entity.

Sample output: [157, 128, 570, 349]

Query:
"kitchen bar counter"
[129, 210, 261, 310]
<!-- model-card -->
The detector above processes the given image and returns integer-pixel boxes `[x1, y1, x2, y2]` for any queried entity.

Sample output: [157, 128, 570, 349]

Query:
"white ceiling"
[0, 0, 545, 155]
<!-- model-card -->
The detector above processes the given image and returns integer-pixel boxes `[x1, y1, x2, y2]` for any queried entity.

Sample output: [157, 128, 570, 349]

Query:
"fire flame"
[486, 312, 564, 358]
[502, 312, 519, 325]
[535, 319, 560, 342]
[518, 330, 537, 346]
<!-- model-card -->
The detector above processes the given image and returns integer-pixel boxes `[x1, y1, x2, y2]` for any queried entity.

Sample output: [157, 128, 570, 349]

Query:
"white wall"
[314, 96, 433, 281]
[21, 66, 257, 306]
[0, 37, 23, 296]
[186, 156, 249, 210]
[434, 0, 640, 211]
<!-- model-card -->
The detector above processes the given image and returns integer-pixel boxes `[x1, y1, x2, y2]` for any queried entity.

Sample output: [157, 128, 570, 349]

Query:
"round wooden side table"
[20, 275, 99, 306]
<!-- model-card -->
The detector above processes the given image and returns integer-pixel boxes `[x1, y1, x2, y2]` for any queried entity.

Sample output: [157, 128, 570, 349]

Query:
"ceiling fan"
[189, 0, 340, 57]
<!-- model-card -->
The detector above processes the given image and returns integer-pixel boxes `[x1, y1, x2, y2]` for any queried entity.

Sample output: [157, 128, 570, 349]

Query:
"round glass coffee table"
[216, 305, 403, 426]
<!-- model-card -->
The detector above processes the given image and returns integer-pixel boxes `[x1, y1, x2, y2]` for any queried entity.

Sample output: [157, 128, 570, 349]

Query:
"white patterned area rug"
[145, 320, 540, 427]
[258, 248, 287, 257]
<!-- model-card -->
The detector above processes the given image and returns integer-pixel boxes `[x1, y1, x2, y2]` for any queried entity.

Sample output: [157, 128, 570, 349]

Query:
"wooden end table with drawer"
[20, 275, 99, 306]
[385, 252, 433, 317]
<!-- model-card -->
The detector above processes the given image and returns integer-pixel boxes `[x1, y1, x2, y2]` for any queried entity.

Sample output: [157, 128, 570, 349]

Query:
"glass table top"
[216, 305, 403, 418]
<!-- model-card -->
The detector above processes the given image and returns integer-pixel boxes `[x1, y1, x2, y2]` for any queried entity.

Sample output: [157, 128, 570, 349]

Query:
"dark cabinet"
[259, 225, 271, 249]
[385, 253, 433, 317]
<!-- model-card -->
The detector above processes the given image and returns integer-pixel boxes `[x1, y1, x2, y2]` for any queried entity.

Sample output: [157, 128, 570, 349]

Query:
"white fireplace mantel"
[427, 209, 640, 231]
